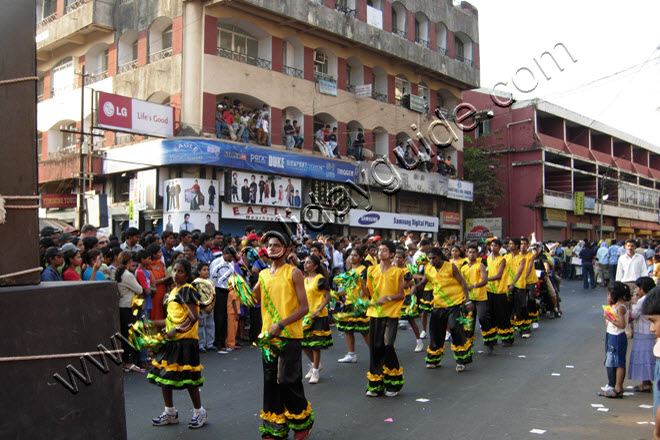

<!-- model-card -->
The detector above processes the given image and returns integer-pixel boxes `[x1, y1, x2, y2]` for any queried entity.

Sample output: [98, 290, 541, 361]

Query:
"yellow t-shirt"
[365, 254, 378, 267]
[402, 266, 411, 297]
[460, 260, 487, 302]
[503, 253, 526, 289]
[343, 265, 366, 305]
[166, 284, 200, 340]
[425, 262, 465, 308]
[259, 264, 303, 339]
[524, 252, 539, 284]
[487, 255, 507, 294]
[366, 264, 404, 318]
[305, 273, 328, 317]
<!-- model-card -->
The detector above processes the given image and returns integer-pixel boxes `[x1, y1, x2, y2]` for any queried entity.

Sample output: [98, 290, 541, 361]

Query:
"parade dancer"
[361, 240, 406, 397]
[415, 247, 474, 372]
[302, 255, 333, 384]
[394, 249, 423, 352]
[251, 232, 314, 440]
[459, 244, 490, 349]
[335, 247, 370, 363]
[505, 238, 530, 339]
[521, 237, 540, 329]
[485, 239, 511, 349]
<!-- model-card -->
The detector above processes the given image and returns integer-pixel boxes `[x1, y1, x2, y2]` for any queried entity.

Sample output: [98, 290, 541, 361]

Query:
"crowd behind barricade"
[37, 223, 660, 435]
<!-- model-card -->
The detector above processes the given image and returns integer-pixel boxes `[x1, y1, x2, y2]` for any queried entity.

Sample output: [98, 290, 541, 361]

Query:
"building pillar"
[108, 42, 117, 77]
[447, 30, 455, 58]
[337, 57, 346, 90]
[303, 114, 314, 151]
[41, 132, 49, 161]
[382, 1, 392, 32]
[407, 11, 415, 42]
[172, 16, 183, 55]
[410, 82, 417, 96]
[170, 93, 182, 133]
[362, 128, 372, 158]
[271, 36, 283, 73]
[429, 88, 437, 113]
[337, 121, 347, 157]
[363, 65, 372, 86]
[56, 0, 64, 18]
[303, 47, 314, 81]
[181, 1, 204, 134]
[357, 0, 367, 21]
[473, 42, 480, 69]
[429, 21, 437, 51]
[270, 107, 283, 146]
[105, 131, 115, 148]
[137, 30, 148, 67]
[43, 70, 51, 100]
[387, 74, 395, 105]
[77, 56, 85, 88]
[203, 15, 217, 55]
[202, 92, 216, 135]
[388, 133, 396, 165]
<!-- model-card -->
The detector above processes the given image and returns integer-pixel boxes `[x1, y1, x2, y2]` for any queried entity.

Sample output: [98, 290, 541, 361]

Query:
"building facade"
[463, 89, 660, 243]
[36, 0, 479, 238]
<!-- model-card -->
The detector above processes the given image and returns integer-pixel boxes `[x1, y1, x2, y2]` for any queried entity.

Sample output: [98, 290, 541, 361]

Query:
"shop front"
[348, 209, 439, 239]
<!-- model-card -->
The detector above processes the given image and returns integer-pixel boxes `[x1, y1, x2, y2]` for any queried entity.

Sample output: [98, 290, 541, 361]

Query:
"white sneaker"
[366, 390, 379, 397]
[532, 322, 540, 330]
[385, 390, 399, 397]
[522, 333, 531, 339]
[415, 341, 424, 352]
[338, 353, 357, 363]
[445, 333, 451, 341]
[305, 363, 314, 379]
[601, 384, 614, 392]
[153, 411, 179, 426]
[420, 331, 428, 339]
[188, 410, 207, 429]
[309, 370, 319, 384]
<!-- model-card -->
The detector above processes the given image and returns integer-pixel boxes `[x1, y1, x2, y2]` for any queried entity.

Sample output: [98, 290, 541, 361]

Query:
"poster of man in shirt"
[229, 171, 302, 208]
[163, 178, 220, 233]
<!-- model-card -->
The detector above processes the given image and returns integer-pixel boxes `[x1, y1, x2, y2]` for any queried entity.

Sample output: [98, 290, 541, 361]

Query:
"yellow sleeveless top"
[425, 262, 464, 308]
[487, 255, 506, 294]
[503, 253, 526, 289]
[344, 265, 366, 305]
[259, 264, 303, 339]
[305, 273, 328, 317]
[166, 284, 200, 340]
[402, 266, 411, 297]
[524, 252, 539, 284]
[366, 265, 404, 318]
[460, 260, 487, 302]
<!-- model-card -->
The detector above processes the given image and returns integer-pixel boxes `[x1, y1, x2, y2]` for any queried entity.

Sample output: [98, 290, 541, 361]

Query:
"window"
[162, 25, 172, 50]
[395, 76, 409, 105]
[132, 41, 138, 61]
[314, 51, 328, 75]
[476, 120, 491, 137]
[101, 49, 109, 72]
[392, 9, 398, 30]
[219, 24, 258, 57]
[455, 37, 464, 60]
[415, 19, 420, 41]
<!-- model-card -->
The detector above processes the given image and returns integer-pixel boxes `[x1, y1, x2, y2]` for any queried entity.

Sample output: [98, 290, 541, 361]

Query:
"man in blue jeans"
[579, 242, 597, 289]
[215, 104, 228, 139]
[608, 239, 620, 282]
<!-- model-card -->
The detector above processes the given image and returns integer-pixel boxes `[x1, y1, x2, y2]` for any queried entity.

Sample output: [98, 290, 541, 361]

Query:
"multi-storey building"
[463, 89, 660, 242]
[37, 0, 479, 238]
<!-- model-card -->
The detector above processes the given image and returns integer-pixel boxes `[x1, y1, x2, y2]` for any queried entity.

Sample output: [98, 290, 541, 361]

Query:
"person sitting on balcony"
[327, 127, 339, 158]
[315, 127, 330, 157]
[293, 120, 304, 149]
[240, 110, 250, 143]
[232, 108, 245, 141]
[248, 111, 259, 142]
[258, 114, 270, 146]
[260, 104, 269, 118]
[443, 156, 456, 175]
[222, 106, 236, 141]
[215, 104, 227, 139]
[284, 119, 296, 151]
[352, 128, 365, 161]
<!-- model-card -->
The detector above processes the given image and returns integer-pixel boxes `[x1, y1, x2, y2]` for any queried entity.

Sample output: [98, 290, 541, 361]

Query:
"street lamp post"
[599, 194, 609, 242]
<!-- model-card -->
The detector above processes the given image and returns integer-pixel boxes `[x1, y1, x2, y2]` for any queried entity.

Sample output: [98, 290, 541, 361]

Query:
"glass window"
[132, 41, 138, 61]
[455, 37, 464, 59]
[395, 76, 409, 101]
[162, 25, 172, 49]
[218, 25, 258, 57]
[101, 49, 109, 72]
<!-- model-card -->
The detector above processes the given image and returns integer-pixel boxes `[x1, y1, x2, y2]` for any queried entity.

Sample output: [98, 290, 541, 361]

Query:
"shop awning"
[636, 229, 653, 235]
[616, 227, 635, 234]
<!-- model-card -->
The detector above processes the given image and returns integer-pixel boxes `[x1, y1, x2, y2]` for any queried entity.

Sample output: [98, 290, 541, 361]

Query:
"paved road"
[124, 281, 656, 439]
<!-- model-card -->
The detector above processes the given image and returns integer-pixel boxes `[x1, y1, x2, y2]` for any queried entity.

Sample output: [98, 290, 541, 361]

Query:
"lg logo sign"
[103, 101, 128, 118]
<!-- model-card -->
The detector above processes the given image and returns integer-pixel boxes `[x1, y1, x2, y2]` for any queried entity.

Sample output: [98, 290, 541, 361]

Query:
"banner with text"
[349, 209, 439, 232]
[447, 179, 474, 202]
[97, 91, 174, 138]
[465, 218, 503, 241]
[227, 171, 302, 209]
[222, 203, 300, 222]
[163, 178, 220, 234]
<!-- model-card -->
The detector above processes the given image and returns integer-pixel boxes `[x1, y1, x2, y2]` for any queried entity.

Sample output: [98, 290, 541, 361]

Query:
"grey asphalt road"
[123, 280, 656, 440]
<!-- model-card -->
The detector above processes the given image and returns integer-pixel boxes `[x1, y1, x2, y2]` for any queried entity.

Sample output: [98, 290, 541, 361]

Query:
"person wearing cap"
[41, 226, 61, 245]
[215, 104, 227, 139]
[244, 233, 260, 268]
[41, 247, 64, 281]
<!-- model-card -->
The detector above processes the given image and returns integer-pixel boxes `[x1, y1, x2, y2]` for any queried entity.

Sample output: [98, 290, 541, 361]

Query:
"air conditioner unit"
[314, 50, 325, 64]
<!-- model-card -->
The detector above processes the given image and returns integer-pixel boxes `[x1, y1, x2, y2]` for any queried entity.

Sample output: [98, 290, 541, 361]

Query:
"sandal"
[633, 385, 652, 393]
[598, 390, 623, 398]
[456, 364, 466, 373]
[124, 364, 146, 373]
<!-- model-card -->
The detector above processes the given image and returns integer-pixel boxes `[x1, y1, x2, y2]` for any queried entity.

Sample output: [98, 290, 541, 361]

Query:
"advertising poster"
[163, 178, 219, 234]
[465, 218, 503, 241]
[227, 171, 302, 208]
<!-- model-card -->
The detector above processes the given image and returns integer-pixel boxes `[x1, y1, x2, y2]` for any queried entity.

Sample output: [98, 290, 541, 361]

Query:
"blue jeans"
[216, 121, 228, 138]
[609, 264, 618, 282]
[293, 136, 304, 148]
[583, 263, 596, 289]
[198, 310, 215, 348]
[654, 358, 660, 417]
[285, 134, 294, 150]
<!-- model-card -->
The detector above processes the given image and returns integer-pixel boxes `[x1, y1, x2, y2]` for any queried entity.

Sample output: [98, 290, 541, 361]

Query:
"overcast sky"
[463, 0, 660, 147]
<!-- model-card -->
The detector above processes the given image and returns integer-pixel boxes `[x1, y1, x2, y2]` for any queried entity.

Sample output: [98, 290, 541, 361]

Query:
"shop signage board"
[355, 84, 372, 98]
[366, 5, 383, 28]
[318, 78, 338, 96]
[574, 191, 584, 215]
[163, 178, 220, 233]
[545, 208, 567, 222]
[221, 203, 300, 222]
[409, 94, 426, 113]
[97, 91, 174, 138]
[227, 171, 302, 209]
[358, 162, 449, 196]
[447, 179, 474, 202]
[349, 209, 439, 232]
[41, 194, 77, 209]
[465, 217, 503, 241]
[441, 211, 461, 230]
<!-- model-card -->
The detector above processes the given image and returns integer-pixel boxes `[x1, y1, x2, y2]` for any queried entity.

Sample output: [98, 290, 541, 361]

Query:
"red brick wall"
[363, 65, 372, 86]
[303, 47, 314, 81]
[383, 1, 392, 32]
[108, 43, 117, 77]
[447, 31, 455, 58]
[137, 30, 147, 67]
[325, 0, 335, 8]
[473, 42, 480, 69]
[41, 132, 49, 161]
[105, 131, 115, 148]
[388, 134, 396, 164]
[56, 0, 64, 18]
[303, 114, 314, 151]
[204, 15, 218, 55]
[387, 74, 395, 105]
[271, 37, 283, 73]
[172, 16, 183, 55]
[407, 11, 415, 42]
[77, 56, 85, 87]
[357, 0, 367, 21]
[429, 22, 437, 51]
[202, 92, 217, 134]
[337, 57, 347, 90]
[410, 82, 417, 96]
[429, 89, 437, 113]
[363, 128, 372, 156]
[270, 107, 282, 146]
[170, 93, 181, 133]
[337, 121, 347, 157]
[43, 71, 51, 100]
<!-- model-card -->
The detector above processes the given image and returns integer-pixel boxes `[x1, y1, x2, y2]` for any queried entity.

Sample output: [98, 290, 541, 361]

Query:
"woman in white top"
[629, 277, 657, 392]
[116, 251, 147, 373]
[599, 281, 631, 398]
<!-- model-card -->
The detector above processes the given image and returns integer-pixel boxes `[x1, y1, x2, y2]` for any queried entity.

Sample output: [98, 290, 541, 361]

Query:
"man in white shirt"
[413, 239, 431, 262]
[616, 239, 647, 290]
[332, 240, 345, 274]
[209, 246, 237, 352]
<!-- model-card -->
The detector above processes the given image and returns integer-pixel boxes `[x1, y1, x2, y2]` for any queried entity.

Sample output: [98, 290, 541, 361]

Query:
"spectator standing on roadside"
[617, 239, 648, 292]
[596, 241, 610, 287]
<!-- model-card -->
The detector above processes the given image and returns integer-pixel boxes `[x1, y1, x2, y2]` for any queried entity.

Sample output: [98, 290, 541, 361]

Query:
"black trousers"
[511, 287, 531, 334]
[488, 292, 514, 343]
[426, 306, 473, 365]
[119, 308, 139, 364]
[367, 317, 404, 393]
[214, 287, 228, 348]
[526, 285, 539, 323]
[261, 339, 313, 439]
[249, 306, 262, 343]
[474, 299, 497, 346]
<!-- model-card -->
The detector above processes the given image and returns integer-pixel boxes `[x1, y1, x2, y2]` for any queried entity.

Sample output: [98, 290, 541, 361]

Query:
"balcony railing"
[51, 85, 74, 97]
[149, 47, 173, 63]
[283, 65, 303, 79]
[65, 0, 86, 15]
[85, 70, 108, 86]
[438, 47, 448, 55]
[118, 60, 138, 74]
[48, 145, 77, 159]
[116, 133, 136, 146]
[415, 37, 429, 48]
[455, 55, 473, 66]
[371, 91, 387, 103]
[392, 27, 407, 39]
[335, 2, 357, 18]
[37, 13, 57, 31]
[217, 47, 271, 70]
[544, 189, 574, 199]
[314, 71, 336, 83]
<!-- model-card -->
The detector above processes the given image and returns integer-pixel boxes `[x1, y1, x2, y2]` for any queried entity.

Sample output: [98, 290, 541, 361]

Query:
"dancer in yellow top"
[302, 255, 333, 384]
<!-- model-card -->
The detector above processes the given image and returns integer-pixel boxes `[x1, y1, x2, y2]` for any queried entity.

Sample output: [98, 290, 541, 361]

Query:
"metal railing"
[217, 47, 271, 70]
[314, 71, 336, 82]
[438, 47, 447, 55]
[37, 13, 57, 31]
[85, 70, 108, 85]
[371, 91, 387, 102]
[65, 0, 86, 14]
[455, 55, 473, 66]
[392, 27, 407, 38]
[51, 85, 74, 97]
[149, 47, 173, 63]
[48, 145, 77, 159]
[415, 37, 429, 48]
[94, 138, 107, 150]
[118, 60, 138, 74]
[544, 189, 574, 199]
[283, 65, 303, 78]
[116, 133, 136, 145]
[335, 3, 357, 18]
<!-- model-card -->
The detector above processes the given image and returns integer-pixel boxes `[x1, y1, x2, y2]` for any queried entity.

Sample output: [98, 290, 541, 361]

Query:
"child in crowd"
[302, 255, 333, 384]
[393, 249, 423, 352]
[599, 281, 631, 398]
[193, 262, 217, 353]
